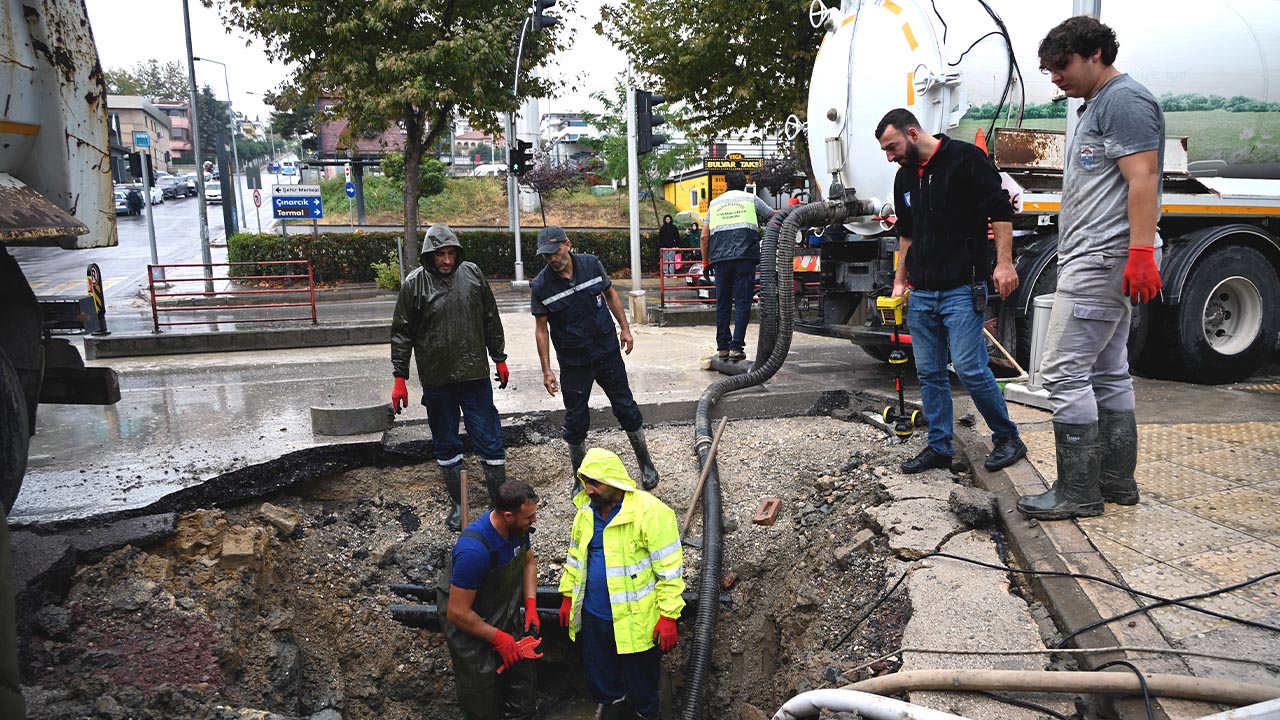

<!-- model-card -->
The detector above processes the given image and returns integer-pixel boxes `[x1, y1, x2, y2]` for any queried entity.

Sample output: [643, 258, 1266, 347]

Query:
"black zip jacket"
[893, 135, 1013, 291]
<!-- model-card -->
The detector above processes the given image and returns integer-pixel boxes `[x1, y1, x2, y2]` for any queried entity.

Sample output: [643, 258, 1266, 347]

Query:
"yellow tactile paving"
[1172, 540, 1280, 611]
[1254, 480, 1280, 496]
[1089, 533, 1158, 572]
[1121, 562, 1273, 641]
[1251, 440, 1280, 457]
[1135, 426, 1233, 463]
[1078, 504, 1254, 562]
[1175, 422, 1280, 445]
[1171, 486, 1280, 539]
[1134, 460, 1237, 501]
[1169, 447, 1280, 484]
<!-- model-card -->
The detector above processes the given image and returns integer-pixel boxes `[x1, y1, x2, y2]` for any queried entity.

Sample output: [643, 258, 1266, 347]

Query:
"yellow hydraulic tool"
[875, 295, 922, 439]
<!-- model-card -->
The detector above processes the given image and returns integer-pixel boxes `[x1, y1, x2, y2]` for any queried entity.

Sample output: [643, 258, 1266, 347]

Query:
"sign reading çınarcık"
[272, 184, 323, 219]
[703, 152, 764, 171]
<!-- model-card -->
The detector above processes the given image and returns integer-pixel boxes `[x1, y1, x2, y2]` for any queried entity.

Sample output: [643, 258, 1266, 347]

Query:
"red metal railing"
[657, 248, 822, 308]
[147, 260, 318, 333]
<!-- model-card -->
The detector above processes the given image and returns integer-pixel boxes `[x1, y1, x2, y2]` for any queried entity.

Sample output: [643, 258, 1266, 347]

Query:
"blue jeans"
[714, 258, 756, 351]
[421, 378, 505, 467]
[581, 612, 661, 718]
[907, 286, 1019, 456]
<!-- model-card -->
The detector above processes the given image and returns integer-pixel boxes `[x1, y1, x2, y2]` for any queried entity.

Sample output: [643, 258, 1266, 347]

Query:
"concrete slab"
[310, 402, 396, 436]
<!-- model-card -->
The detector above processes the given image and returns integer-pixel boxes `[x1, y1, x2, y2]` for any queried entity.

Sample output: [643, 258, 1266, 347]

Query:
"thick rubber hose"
[849, 669, 1280, 706]
[751, 206, 798, 366]
[683, 201, 850, 720]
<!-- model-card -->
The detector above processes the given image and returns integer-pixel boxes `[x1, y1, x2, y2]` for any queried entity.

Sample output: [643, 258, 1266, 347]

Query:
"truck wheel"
[0, 347, 28, 514]
[1159, 245, 1280, 384]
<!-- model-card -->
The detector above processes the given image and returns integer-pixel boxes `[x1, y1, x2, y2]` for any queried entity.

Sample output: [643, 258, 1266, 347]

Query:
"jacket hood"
[576, 448, 637, 493]
[420, 223, 465, 267]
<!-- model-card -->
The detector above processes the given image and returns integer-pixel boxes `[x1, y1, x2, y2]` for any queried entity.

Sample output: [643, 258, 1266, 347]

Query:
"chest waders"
[436, 531, 536, 720]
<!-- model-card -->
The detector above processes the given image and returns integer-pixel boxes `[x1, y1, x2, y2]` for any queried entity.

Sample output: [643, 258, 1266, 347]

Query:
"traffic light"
[636, 90, 667, 155]
[509, 139, 534, 176]
[534, 0, 557, 32]
[126, 151, 153, 181]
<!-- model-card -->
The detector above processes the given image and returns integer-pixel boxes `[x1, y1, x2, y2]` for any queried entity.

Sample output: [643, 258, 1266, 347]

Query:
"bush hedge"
[228, 228, 664, 283]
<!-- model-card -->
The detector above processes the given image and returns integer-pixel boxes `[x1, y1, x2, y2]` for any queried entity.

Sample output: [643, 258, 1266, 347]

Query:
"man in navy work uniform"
[438, 480, 541, 720]
[700, 170, 774, 362]
[391, 224, 511, 530]
[531, 226, 660, 493]
[876, 108, 1028, 476]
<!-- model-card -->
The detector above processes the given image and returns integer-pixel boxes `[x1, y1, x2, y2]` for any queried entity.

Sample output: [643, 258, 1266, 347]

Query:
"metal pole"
[1064, 0, 1101, 144]
[202, 58, 248, 233]
[182, 0, 214, 294]
[625, 69, 646, 324]
[507, 112, 525, 283]
[140, 148, 164, 282]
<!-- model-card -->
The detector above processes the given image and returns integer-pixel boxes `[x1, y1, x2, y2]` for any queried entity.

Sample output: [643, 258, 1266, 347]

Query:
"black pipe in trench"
[681, 199, 854, 720]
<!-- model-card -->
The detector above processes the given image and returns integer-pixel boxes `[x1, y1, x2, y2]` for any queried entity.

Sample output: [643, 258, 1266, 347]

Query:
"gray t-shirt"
[1058, 73, 1164, 268]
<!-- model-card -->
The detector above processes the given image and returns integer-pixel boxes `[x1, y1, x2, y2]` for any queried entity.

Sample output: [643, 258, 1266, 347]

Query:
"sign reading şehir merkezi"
[272, 184, 324, 219]
[703, 153, 764, 170]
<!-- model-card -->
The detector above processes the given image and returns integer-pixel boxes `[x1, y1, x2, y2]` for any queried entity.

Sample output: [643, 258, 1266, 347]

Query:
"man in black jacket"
[876, 108, 1027, 474]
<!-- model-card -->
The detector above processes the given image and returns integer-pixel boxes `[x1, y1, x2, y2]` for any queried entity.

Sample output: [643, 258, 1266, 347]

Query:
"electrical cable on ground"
[1095, 660, 1156, 720]
[976, 690, 1074, 720]
[830, 551, 1279, 652]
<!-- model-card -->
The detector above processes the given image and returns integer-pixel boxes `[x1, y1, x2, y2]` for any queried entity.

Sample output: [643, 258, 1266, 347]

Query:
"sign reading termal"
[272, 184, 324, 220]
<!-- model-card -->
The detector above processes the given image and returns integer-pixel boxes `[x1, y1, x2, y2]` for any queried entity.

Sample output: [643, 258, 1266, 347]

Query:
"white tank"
[806, 0, 1280, 233]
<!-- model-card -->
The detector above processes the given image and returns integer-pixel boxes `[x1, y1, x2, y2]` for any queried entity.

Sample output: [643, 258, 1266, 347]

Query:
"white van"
[471, 164, 505, 177]
[281, 160, 298, 176]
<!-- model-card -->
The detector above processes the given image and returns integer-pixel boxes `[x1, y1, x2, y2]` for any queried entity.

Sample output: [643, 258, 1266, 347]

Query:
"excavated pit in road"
[15, 398, 1016, 720]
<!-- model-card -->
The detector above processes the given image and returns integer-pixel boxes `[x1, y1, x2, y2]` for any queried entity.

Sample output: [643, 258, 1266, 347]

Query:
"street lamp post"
[193, 56, 248, 233]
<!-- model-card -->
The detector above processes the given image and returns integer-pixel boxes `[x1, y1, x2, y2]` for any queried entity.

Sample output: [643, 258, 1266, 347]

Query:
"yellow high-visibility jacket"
[559, 449, 685, 654]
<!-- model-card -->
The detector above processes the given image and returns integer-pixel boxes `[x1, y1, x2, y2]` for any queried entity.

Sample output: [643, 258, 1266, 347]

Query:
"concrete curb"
[85, 323, 392, 359]
[955, 416, 1192, 720]
[311, 403, 396, 436]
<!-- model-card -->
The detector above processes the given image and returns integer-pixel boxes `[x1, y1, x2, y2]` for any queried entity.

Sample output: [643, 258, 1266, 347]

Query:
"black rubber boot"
[441, 464, 464, 531]
[598, 701, 635, 720]
[1098, 408, 1140, 505]
[482, 463, 506, 506]
[1016, 421, 1105, 520]
[627, 428, 661, 490]
[569, 441, 587, 495]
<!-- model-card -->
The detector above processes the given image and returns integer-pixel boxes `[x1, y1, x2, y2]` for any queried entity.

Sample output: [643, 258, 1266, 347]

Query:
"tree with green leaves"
[215, 0, 566, 268]
[195, 85, 232, 169]
[599, 1, 824, 192]
[582, 78, 697, 223]
[105, 59, 191, 101]
[265, 86, 319, 155]
[382, 152, 448, 200]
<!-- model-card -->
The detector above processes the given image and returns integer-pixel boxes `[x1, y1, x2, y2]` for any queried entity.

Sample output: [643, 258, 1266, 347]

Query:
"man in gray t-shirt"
[1018, 16, 1165, 522]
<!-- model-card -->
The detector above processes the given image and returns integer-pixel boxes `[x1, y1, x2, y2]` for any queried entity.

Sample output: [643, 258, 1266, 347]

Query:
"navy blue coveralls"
[531, 253, 644, 444]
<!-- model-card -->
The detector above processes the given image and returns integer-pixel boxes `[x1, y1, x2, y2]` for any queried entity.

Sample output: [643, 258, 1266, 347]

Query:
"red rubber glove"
[524, 598, 540, 634]
[490, 629, 520, 671]
[1122, 246, 1162, 304]
[558, 596, 572, 628]
[653, 616, 678, 652]
[391, 377, 408, 413]
[494, 361, 510, 389]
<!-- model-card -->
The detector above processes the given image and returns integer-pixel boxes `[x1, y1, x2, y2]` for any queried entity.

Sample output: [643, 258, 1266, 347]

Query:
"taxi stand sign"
[272, 184, 324, 219]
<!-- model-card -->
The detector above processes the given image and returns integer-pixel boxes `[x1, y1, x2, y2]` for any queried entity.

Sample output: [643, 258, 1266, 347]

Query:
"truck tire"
[0, 347, 28, 514]
[1155, 245, 1280, 384]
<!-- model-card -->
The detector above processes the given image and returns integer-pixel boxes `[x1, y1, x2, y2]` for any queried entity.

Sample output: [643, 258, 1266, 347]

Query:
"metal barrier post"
[147, 264, 162, 333]
[308, 262, 317, 324]
[659, 249, 667, 308]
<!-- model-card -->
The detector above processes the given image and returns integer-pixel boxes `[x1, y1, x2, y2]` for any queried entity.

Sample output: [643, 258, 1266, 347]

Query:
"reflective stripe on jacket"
[557, 452, 685, 654]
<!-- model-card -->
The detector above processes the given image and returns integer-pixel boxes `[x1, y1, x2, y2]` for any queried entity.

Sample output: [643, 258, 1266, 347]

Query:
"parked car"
[113, 189, 129, 216]
[182, 173, 205, 195]
[205, 182, 222, 204]
[155, 175, 184, 199]
[118, 183, 163, 205]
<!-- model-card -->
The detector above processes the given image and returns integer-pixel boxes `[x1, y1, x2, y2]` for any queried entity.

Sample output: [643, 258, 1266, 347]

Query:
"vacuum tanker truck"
[797, 0, 1280, 384]
[0, 0, 121, 511]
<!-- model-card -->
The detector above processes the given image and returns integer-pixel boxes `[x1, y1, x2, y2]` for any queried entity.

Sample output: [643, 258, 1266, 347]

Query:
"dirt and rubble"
[16, 415, 1027, 720]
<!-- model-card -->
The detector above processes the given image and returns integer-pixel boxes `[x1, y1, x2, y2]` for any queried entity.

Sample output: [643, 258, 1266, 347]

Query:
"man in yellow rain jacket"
[557, 448, 684, 720]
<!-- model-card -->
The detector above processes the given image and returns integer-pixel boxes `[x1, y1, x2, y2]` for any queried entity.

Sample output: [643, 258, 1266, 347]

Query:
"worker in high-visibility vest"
[557, 449, 684, 720]
[700, 170, 775, 362]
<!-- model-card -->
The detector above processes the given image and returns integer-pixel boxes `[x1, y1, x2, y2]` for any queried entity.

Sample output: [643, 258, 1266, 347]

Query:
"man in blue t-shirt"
[531, 226, 660, 494]
[437, 481, 540, 719]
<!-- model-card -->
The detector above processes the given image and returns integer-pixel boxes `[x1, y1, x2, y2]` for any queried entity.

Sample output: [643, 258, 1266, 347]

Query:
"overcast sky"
[84, 0, 628, 123]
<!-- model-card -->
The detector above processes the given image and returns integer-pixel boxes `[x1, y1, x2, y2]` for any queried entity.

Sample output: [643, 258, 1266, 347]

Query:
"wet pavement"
[13, 281, 1280, 717]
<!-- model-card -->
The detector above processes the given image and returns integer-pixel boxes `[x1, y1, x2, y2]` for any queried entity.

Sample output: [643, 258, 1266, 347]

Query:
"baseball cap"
[536, 226, 569, 255]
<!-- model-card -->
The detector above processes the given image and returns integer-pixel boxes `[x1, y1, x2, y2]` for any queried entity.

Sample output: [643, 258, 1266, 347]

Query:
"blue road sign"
[345, 182, 356, 198]
[272, 195, 324, 220]
[133, 131, 150, 148]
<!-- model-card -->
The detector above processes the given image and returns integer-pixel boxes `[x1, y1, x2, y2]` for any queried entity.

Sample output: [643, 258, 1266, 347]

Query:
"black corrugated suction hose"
[682, 200, 851, 720]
